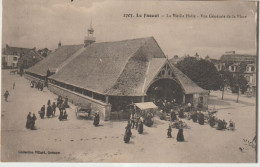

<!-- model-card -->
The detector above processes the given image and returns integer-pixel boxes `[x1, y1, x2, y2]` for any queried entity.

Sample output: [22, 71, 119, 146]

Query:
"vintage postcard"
[1, 0, 258, 163]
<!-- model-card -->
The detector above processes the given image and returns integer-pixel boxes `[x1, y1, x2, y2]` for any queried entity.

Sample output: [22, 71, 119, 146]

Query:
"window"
[251, 66, 255, 72]
[245, 76, 250, 82]
[13, 57, 18, 61]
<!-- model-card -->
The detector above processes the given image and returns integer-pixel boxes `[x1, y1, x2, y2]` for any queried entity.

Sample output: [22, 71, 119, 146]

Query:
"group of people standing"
[124, 111, 144, 143]
[30, 80, 44, 91]
[26, 112, 37, 130]
[57, 96, 69, 121]
[155, 99, 178, 113]
[167, 125, 184, 142]
[38, 96, 69, 121]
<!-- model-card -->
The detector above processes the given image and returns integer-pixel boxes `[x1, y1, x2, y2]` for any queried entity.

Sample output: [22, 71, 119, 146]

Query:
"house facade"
[2, 45, 43, 70]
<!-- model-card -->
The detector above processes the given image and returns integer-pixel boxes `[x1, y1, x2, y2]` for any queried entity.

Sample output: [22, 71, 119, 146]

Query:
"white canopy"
[134, 102, 158, 110]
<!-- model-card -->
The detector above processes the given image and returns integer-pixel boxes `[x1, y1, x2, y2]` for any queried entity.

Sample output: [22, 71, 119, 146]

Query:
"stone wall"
[192, 93, 208, 110]
[24, 73, 43, 82]
[48, 83, 111, 121]
[24, 74, 111, 121]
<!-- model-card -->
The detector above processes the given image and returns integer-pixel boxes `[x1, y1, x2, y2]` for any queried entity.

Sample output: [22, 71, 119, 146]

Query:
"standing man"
[40, 105, 45, 119]
[130, 112, 135, 129]
[167, 124, 172, 138]
[52, 102, 57, 116]
[47, 100, 51, 106]
[47, 104, 52, 118]
[4, 90, 10, 102]
[93, 113, 100, 126]
[64, 96, 69, 108]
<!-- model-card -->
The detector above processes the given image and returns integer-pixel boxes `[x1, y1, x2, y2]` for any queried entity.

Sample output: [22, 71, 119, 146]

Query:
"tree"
[229, 75, 248, 94]
[176, 56, 221, 90]
[37, 48, 51, 57]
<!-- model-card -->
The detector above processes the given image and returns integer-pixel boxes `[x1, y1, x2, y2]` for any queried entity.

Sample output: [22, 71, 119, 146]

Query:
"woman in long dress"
[26, 112, 32, 129]
[177, 129, 184, 142]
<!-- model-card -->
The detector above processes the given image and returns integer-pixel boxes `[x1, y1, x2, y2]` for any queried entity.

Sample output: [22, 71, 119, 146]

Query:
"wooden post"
[105, 96, 109, 103]
[237, 87, 240, 103]
[141, 96, 144, 102]
[182, 94, 185, 104]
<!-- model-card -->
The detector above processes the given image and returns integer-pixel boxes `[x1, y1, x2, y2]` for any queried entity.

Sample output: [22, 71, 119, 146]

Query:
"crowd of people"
[124, 111, 144, 143]
[37, 97, 69, 122]
[30, 80, 44, 91]
[26, 93, 104, 130]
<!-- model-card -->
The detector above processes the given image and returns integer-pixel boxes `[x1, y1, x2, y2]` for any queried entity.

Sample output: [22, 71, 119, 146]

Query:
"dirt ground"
[1, 70, 257, 163]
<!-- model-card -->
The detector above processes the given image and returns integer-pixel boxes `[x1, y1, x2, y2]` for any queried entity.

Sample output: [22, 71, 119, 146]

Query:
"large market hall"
[25, 27, 208, 121]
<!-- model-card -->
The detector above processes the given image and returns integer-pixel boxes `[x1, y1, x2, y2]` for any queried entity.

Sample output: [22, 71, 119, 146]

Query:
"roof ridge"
[60, 44, 84, 47]
[93, 36, 154, 45]
[7, 46, 32, 50]
[55, 46, 85, 73]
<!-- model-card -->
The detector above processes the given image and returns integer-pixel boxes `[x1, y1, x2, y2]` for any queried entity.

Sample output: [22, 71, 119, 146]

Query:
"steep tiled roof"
[27, 44, 84, 76]
[3, 46, 32, 56]
[169, 63, 208, 94]
[50, 37, 165, 95]
[28, 36, 207, 96]
[220, 54, 256, 62]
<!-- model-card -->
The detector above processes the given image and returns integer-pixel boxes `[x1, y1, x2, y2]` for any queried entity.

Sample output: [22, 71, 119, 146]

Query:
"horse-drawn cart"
[75, 103, 92, 119]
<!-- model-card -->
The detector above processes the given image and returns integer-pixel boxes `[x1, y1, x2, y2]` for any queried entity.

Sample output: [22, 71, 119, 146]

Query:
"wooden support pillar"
[182, 94, 186, 104]
[141, 96, 144, 102]
[105, 95, 109, 103]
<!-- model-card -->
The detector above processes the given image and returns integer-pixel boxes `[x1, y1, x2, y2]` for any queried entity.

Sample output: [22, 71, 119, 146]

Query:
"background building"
[2, 44, 43, 71]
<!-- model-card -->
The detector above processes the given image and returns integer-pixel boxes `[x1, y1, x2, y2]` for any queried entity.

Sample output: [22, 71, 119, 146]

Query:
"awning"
[134, 102, 158, 110]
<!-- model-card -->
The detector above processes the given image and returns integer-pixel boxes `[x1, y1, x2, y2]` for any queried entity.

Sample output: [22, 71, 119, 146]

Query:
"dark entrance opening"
[146, 78, 183, 104]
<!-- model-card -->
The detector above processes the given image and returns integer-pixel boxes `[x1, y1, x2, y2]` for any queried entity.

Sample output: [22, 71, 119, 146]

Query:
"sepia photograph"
[1, 0, 258, 164]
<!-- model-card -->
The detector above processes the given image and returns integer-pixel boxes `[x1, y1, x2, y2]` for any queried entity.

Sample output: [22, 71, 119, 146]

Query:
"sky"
[2, 0, 258, 59]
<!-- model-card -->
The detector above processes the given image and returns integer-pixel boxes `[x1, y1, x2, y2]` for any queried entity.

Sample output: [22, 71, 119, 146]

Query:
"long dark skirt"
[177, 129, 184, 142]
[124, 132, 130, 143]
[93, 117, 99, 126]
[138, 123, 143, 134]
[167, 130, 172, 138]
[26, 120, 31, 129]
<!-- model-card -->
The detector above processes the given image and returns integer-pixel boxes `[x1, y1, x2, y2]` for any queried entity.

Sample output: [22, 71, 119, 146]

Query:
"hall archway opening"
[146, 78, 183, 104]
